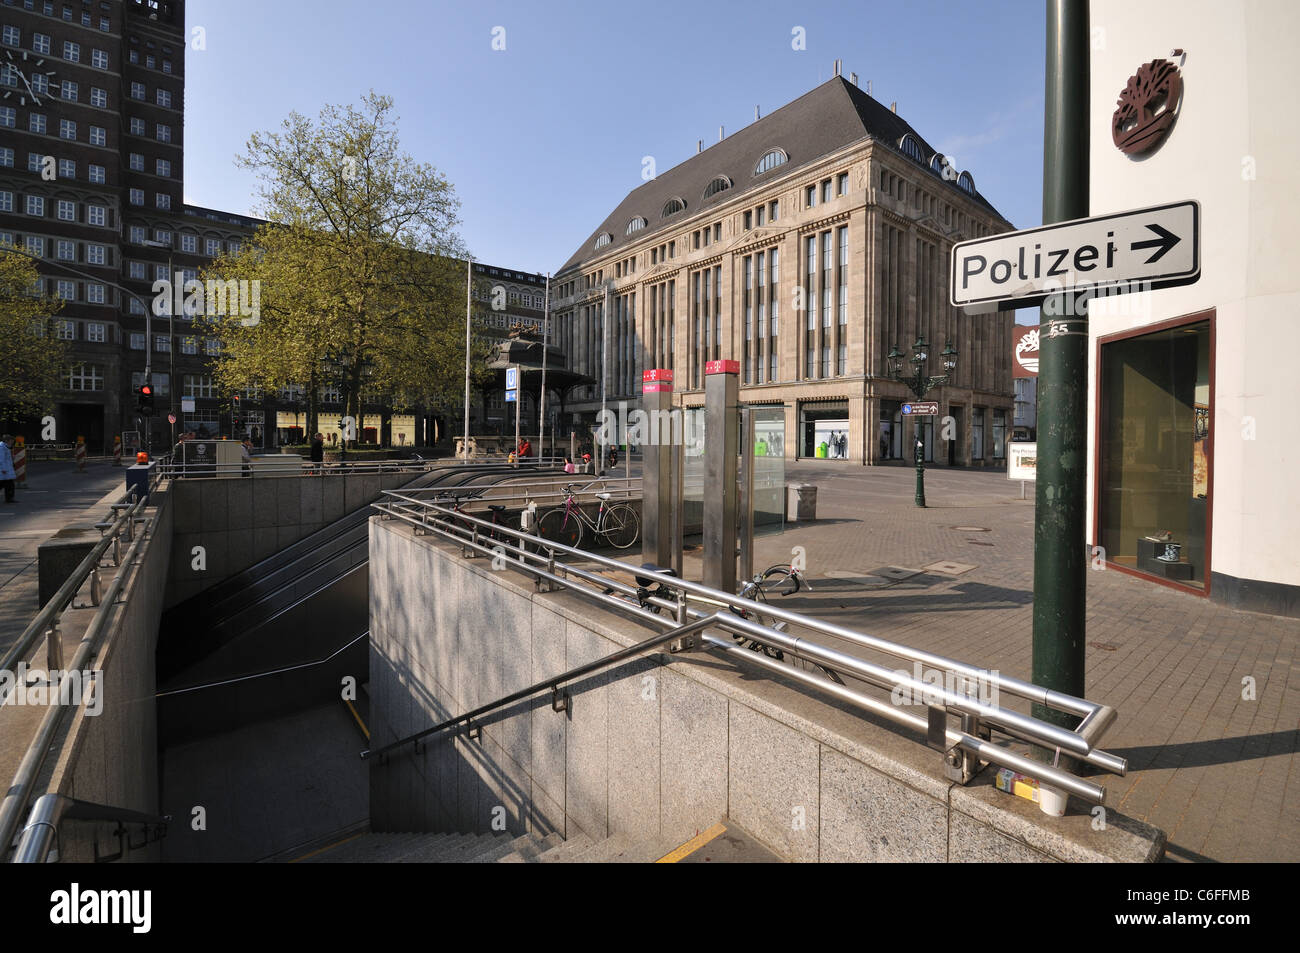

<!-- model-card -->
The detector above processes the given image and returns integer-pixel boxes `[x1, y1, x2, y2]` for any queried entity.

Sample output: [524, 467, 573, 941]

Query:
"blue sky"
[185, 0, 1046, 296]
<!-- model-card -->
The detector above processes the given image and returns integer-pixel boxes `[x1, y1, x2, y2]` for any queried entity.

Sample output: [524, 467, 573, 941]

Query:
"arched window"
[754, 149, 788, 175]
[957, 171, 975, 195]
[703, 175, 732, 200]
[899, 135, 925, 163]
[662, 197, 686, 218]
[594, 232, 613, 250]
[626, 216, 647, 235]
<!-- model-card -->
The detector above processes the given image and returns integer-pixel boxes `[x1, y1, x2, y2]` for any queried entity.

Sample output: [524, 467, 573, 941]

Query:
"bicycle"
[434, 491, 519, 546]
[731, 565, 844, 684]
[601, 562, 679, 614]
[535, 484, 639, 550]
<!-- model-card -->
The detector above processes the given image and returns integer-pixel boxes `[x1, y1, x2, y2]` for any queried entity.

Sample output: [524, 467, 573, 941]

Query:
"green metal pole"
[914, 418, 926, 507]
[1032, 0, 1090, 742]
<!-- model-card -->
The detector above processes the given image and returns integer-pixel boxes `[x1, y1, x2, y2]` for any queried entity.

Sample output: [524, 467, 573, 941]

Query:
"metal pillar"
[1032, 0, 1090, 742]
[702, 360, 739, 596]
[641, 369, 674, 567]
[739, 406, 755, 584]
[914, 422, 926, 507]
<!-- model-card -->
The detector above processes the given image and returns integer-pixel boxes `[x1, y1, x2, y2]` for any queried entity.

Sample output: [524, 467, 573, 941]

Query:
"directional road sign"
[504, 389, 518, 403]
[505, 367, 518, 390]
[901, 402, 939, 416]
[950, 200, 1199, 309]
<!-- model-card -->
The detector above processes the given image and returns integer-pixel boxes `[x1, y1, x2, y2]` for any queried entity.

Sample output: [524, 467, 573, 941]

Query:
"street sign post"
[504, 390, 517, 402]
[951, 200, 1200, 309]
[901, 401, 939, 416]
[505, 367, 518, 391]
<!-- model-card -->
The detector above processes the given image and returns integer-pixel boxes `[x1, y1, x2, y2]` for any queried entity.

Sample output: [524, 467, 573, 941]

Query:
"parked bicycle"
[434, 491, 519, 545]
[535, 484, 639, 550]
[731, 565, 844, 684]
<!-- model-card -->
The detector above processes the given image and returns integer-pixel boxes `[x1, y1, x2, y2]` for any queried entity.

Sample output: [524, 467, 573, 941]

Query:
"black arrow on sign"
[1131, 223, 1180, 264]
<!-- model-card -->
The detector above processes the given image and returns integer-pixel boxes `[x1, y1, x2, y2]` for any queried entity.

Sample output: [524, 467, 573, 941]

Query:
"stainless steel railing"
[0, 485, 160, 858]
[154, 456, 578, 479]
[371, 492, 1128, 807]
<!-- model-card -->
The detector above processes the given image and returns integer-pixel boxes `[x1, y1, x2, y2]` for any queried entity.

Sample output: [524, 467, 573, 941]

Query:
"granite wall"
[368, 515, 1165, 862]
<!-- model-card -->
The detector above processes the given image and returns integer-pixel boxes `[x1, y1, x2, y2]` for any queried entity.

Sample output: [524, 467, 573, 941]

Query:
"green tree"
[201, 91, 491, 444]
[0, 250, 65, 424]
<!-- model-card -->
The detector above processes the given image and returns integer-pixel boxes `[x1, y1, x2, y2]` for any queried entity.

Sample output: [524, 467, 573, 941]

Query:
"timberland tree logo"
[1112, 58, 1183, 156]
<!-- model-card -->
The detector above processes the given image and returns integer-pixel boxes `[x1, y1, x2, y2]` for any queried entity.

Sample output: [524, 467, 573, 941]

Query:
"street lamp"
[886, 337, 958, 507]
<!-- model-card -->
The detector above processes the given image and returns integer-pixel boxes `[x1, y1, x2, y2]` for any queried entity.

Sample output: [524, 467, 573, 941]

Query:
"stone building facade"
[550, 75, 1017, 465]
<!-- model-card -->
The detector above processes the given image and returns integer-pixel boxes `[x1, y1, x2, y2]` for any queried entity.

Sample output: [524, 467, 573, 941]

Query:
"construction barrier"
[75, 436, 86, 473]
[112, 436, 122, 467]
[13, 436, 26, 487]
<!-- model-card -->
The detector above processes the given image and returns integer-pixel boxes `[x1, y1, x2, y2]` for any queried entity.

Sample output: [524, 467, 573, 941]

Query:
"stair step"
[459, 832, 540, 864]
[534, 833, 596, 863]
[399, 832, 510, 863]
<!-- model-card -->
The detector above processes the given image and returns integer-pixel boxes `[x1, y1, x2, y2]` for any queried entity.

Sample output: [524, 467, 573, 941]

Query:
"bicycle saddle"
[635, 563, 677, 587]
[596, 492, 612, 500]
[487, 504, 507, 512]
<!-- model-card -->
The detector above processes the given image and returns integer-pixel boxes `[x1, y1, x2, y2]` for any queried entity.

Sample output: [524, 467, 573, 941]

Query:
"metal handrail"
[155, 631, 369, 697]
[0, 502, 155, 858]
[371, 493, 1128, 805]
[153, 457, 577, 479]
[0, 489, 149, 705]
[13, 794, 170, 864]
[394, 477, 642, 511]
[361, 616, 718, 762]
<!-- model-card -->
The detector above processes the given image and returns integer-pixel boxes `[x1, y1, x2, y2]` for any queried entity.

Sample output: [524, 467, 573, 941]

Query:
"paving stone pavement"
[683, 460, 1298, 863]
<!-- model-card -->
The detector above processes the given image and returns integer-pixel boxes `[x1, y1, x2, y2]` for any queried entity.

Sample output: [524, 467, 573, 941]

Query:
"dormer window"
[957, 171, 975, 195]
[662, 197, 686, 218]
[626, 216, 647, 235]
[899, 135, 925, 163]
[594, 232, 613, 250]
[754, 149, 788, 176]
[703, 175, 732, 200]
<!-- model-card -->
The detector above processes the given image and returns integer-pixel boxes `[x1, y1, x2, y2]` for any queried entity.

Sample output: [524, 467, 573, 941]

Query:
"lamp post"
[886, 337, 957, 507]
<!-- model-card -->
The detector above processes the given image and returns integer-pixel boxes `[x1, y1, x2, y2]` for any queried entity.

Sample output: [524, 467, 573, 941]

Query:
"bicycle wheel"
[599, 503, 640, 549]
[537, 507, 582, 550]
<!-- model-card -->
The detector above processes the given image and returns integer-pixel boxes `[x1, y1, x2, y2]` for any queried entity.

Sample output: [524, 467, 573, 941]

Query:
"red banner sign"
[705, 360, 739, 375]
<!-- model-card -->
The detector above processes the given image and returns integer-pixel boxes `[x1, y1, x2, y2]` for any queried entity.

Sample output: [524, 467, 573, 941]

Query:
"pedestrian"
[0, 434, 16, 503]
[240, 438, 253, 477]
[563, 456, 576, 474]
[517, 438, 532, 460]
[607, 445, 619, 470]
[581, 450, 593, 474]
[310, 432, 325, 474]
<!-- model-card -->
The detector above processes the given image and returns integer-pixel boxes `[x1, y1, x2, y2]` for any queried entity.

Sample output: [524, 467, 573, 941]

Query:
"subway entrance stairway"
[4, 460, 1163, 864]
[151, 462, 588, 863]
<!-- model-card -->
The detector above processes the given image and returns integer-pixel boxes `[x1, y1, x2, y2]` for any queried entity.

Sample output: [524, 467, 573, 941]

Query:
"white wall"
[1088, 0, 1300, 588]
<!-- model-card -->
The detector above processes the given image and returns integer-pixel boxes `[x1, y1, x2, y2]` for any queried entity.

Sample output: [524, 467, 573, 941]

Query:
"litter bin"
[786, 483, 817, 522]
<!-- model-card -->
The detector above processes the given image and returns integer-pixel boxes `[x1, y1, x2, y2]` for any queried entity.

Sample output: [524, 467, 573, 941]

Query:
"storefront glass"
[1098, 320, 1210, 590]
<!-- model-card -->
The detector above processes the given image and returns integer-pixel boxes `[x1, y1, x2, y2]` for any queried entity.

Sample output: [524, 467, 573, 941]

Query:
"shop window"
[1097, 319, 1211, 590]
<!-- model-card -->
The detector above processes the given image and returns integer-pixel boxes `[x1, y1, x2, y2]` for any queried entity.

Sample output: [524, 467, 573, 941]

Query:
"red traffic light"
[140, 384, 153, 396]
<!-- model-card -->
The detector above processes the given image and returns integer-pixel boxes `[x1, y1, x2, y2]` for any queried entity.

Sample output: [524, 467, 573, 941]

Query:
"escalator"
[156, 464, 562, 742]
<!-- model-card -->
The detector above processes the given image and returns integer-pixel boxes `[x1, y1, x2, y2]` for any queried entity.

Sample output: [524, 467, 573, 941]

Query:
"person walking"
[0, 435, 16, 503]
[310, 432, 325, 474]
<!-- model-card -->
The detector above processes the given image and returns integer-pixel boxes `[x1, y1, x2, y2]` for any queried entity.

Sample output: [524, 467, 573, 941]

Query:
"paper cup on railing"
[1038, 784, 1068, 816]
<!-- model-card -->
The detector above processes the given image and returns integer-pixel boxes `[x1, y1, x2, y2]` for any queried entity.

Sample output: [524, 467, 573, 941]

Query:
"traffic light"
[138, 383, 154, 416]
